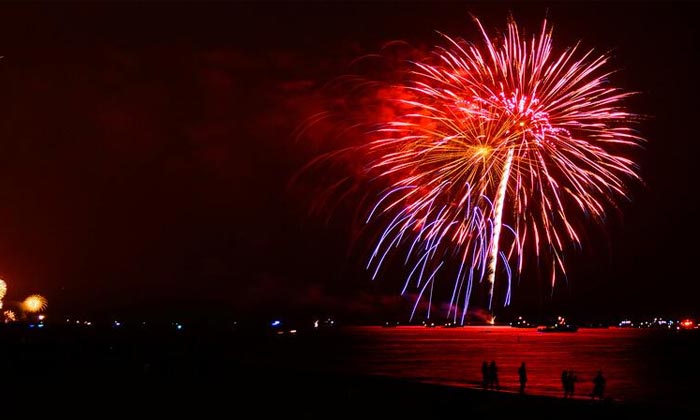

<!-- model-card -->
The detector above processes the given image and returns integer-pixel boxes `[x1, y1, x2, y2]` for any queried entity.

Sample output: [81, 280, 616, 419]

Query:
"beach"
[2, 323, 697, 417]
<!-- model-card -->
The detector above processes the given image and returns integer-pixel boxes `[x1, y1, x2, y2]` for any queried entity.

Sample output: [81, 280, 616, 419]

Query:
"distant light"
[680, 319, 695, 330]
[38, 315, 45, 321]
[271, 320, 281, 327]
[313, 320, 319, 329]
[176, 324, 183, 330]
[38, 323, 44, 328]
[289, 329, 297, 334]
[28, 324, 35, 328]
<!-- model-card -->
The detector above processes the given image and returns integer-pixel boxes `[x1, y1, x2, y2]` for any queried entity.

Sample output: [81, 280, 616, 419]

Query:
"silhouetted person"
[481, 361, 489, 389]
[561, 370, 569, 398]
[518, 362, 527, 394]
[592, 370, 606, 400]
[488, 360, 499, 390]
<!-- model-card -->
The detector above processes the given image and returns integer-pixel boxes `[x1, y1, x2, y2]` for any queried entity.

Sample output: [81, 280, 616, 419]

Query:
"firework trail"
[306, 17, 642, 323]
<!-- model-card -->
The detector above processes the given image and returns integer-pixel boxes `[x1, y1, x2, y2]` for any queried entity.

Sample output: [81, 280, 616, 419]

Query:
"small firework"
[22, 294, 48, 313]
[0, 278, 6, 300]
[3, 310, 16, 323]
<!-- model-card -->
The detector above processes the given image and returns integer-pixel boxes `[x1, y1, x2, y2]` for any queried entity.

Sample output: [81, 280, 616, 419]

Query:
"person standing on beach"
[481, 361, 489, 389]
[488, 360, 499, 390]
[592, 370, 606, 400]
[518, 362, 527, 394]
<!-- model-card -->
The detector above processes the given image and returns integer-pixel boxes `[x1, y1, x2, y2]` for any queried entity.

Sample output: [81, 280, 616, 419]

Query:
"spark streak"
[487, 147, 514, 308]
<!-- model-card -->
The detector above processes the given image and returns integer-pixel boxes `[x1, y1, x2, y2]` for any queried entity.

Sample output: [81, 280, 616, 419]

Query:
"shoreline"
[4, 369, 686, 418]
[290, 371, 693, 418]
[1, 324, 697, 416]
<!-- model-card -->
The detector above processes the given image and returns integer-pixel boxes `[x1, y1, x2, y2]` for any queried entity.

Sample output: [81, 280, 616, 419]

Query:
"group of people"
[481, 360, 500, 390]
[480, 361, 606, 400]
[481, 360, 526, 393]
[562, 369, 606, 399]
[561, 370, 577, 398]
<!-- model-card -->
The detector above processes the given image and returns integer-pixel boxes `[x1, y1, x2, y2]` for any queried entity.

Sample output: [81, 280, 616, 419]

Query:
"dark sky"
[0, 2, 696, 322]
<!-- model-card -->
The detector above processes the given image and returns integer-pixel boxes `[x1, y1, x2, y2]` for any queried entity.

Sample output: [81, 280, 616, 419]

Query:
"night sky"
[0, 2, 697, 322]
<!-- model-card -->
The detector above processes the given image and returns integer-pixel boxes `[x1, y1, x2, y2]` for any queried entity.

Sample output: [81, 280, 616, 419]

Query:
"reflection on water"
[338, 326, 700, 405]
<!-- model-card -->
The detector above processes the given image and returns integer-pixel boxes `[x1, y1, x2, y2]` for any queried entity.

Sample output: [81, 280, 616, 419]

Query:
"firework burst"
[22, 294, 48, 313]
[305, 17, 643, 323]
[3, 310, 16, 323]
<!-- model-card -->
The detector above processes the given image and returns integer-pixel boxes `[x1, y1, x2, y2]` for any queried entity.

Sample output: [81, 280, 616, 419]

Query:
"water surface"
[330, 326, 699, 407]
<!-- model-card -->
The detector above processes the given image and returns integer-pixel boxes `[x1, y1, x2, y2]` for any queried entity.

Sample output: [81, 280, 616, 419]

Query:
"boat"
[538, 316, 578, 332]
[537, 324, 578, 333]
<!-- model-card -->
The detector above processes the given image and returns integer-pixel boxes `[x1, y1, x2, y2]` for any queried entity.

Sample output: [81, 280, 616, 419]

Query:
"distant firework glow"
[306, 17, 643, 323]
